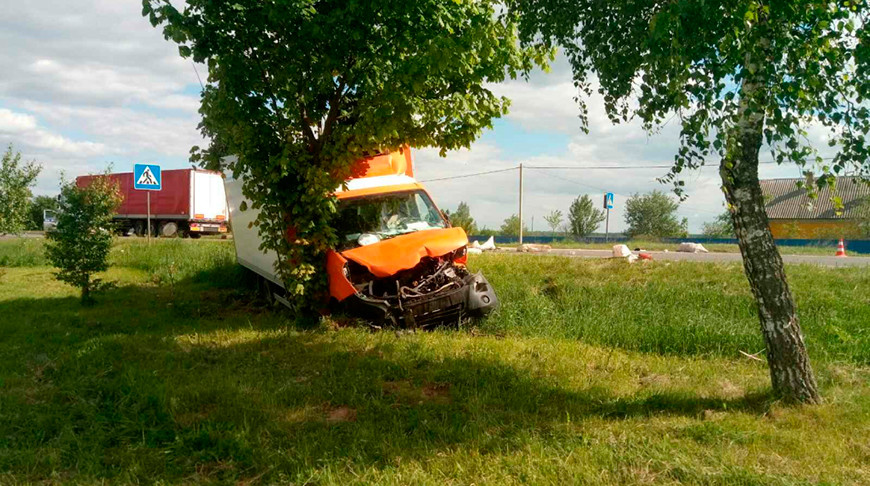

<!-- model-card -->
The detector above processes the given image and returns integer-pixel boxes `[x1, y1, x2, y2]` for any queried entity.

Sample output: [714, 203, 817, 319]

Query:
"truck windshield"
[334, 190, 447, 247]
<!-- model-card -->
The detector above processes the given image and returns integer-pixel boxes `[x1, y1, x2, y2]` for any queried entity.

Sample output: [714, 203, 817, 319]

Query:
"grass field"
[495, 239, 845, 256]
[2, 238, 869, 484]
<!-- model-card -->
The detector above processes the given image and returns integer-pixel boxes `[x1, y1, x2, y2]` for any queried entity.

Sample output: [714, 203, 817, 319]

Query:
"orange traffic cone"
[835, 238, 847, 257]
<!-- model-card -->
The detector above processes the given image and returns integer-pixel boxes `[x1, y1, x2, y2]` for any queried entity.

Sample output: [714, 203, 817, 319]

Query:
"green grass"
[1, 238, 869, 484]
[498, 239, 845, 255]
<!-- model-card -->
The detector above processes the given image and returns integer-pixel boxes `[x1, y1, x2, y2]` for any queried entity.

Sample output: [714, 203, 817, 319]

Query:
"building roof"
[761, 176, 870, 220]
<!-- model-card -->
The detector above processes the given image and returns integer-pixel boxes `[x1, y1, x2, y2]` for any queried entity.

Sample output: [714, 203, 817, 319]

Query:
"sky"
[0, 1, 827, 233]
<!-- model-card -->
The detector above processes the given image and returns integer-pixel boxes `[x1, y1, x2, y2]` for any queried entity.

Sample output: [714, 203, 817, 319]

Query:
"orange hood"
[340, 227, 468, 278]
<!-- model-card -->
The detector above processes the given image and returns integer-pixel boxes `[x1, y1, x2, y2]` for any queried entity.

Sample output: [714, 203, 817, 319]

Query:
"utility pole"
[518, 163, 524, 245]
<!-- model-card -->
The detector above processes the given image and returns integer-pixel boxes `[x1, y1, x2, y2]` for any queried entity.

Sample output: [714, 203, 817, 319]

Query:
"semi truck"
[225, 147, 499, 327]
[76, 168, 228, 238]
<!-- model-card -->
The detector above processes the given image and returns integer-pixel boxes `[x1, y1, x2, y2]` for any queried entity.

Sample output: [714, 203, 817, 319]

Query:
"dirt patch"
[638, 373, 671, 388]
[422, 383, 451, 402]
[325, 406, 357, 423]
[717, 379, 744, 399]
[174, 404, 217, 427]
[383, 380, 451, 405]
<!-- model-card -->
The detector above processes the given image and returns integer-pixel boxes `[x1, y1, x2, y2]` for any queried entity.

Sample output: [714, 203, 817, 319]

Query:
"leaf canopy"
[510, 0, 870, 193]
[143, 0, 550, 304]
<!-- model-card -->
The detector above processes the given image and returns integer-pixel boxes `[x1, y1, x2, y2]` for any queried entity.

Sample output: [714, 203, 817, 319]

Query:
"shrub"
[45, 176, 122, 305]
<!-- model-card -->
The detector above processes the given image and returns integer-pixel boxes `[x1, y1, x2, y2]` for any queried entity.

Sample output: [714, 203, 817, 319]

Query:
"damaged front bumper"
[343, 271, 499, 328]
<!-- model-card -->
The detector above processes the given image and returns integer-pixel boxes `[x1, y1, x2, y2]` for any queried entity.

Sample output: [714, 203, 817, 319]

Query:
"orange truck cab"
[224, 147, 498, 327]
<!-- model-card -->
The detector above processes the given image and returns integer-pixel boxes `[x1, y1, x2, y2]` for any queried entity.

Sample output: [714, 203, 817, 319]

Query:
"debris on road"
[470, 236, 497, 253]
[612, 244, 632, 257]
[519, 243, 552, 253]
[677, 242, 709, 253]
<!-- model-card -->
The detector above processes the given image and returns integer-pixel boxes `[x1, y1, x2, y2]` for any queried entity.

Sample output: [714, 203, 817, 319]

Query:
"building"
[761, 176, 870, 239]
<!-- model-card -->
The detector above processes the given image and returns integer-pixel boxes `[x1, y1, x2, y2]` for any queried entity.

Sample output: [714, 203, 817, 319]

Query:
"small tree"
[702, 211, 736, 238]
[500, 214, 527, 236]
[567, 195, 605, 238]
[445, 202, 478, 235]
[624, 191, 687, 239]
[543, 209, 563, 237]
[45, 176, 122, 305]
[28, 195, 59, 231]
[0, 144, 41, 235]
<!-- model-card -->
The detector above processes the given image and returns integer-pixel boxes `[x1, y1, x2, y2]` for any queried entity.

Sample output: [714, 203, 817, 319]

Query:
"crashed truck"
[224, 147, 499, 327]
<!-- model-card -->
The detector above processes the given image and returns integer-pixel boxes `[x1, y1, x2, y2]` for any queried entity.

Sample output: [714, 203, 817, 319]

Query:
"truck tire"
[159, 222, 178, 237]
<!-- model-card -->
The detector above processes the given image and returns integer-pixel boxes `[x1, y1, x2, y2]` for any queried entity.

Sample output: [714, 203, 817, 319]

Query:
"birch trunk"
[720, 70, 821, 404]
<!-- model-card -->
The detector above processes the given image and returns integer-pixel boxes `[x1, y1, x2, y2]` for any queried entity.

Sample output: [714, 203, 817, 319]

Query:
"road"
[501, 248, 870, 267]
[0, 232, 44, 239]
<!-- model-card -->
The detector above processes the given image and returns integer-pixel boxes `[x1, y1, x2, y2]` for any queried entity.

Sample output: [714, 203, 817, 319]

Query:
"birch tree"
[511, 0, 870, 403]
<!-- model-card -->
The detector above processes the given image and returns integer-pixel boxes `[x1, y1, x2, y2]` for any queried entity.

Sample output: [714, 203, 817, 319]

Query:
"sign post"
[603, 193, 614, 242]
[133, 164, 162, 242]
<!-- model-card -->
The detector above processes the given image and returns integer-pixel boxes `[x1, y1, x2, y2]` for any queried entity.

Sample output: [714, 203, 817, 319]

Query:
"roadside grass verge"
[495, 239, 845, 255]
[475, 254, 870, 365]
[1, 238, 869, 484]
[0, 238, 47, 266]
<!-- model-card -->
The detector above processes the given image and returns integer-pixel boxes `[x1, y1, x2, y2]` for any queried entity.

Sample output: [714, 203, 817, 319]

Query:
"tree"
[567, 194, 604, 238]
[444, 202, 477, 235]
[144, 0, 549, 308]
[0, 144, 41, 235]
[508, 0, 870, 402]
[28, 195, 59, 231]
[543, 209, 563, 237]
[500, 214, 528, 236]
[45, 176, 122, 305]
[623, 191, 687, 239]
[702, 211, 736, 238]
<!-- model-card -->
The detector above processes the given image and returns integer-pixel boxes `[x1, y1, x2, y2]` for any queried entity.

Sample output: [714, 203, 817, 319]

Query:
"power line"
[421, 157, 838, 183]
[191, 61, 205, 90]
[535, 170, 724, 216]
[420, 166, 517, 182]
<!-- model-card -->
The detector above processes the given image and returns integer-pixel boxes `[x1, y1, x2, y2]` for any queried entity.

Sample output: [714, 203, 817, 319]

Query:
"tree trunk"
[720, 72, 820, 404]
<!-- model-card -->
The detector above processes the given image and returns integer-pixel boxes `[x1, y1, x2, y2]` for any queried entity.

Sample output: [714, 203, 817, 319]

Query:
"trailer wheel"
[159, 222, 178, 237]
[124, 226, 136, 237]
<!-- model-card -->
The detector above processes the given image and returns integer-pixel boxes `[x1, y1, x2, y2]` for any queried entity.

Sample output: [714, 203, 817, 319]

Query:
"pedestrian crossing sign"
[134, 164, 161, 191]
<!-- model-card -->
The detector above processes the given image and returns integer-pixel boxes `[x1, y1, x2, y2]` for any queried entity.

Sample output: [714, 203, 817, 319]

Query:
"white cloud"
[0, 108, 107, 157]
[0, 109, 38, 132]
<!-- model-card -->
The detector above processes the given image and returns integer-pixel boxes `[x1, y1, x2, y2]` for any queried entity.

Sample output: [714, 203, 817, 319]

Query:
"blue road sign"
[604, 192, 614, 209]
[134, 164, 161, 191]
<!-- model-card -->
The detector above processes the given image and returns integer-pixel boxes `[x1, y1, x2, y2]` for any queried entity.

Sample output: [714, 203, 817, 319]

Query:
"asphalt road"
[502, 248, 870, 267]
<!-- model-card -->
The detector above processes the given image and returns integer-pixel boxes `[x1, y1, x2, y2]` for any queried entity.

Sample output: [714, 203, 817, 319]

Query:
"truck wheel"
[133, 221, 145, 237]
[258, 276, 277, 306]
[159, 222, 178, 237]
